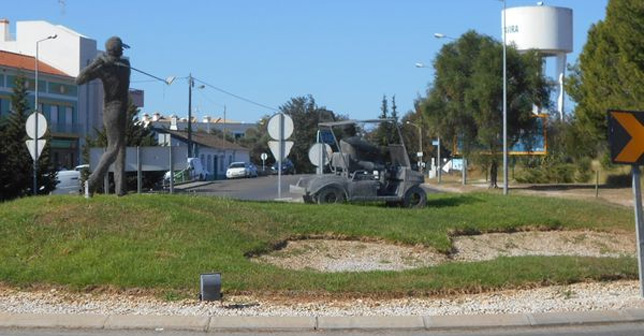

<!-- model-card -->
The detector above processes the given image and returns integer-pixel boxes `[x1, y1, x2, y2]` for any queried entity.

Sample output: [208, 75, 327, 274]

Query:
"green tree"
[422, 30, 550, 187]
[566, 0, 644, 161]
[373, 94, 401, 146]
[278, 95, 336, 173]
[0, 74, 56, 200]
[238, 115, 271, 171]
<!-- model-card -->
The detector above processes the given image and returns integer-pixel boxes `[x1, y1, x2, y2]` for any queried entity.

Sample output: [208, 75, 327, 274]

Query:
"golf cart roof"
[318, 118, 397, 127]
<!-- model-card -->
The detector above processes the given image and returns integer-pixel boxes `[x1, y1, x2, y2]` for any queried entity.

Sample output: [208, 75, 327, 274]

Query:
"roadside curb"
[1, 309, 643, 332]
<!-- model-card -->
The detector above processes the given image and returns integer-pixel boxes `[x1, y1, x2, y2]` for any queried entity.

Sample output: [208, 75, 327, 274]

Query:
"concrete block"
[209, 316, 316, 331]
[318, 316, 425, 330]
[0, 313, 107, 329]
[104, 314, 209, 331]
[529, 310, 629, 326]
[425, 313, 530, 329]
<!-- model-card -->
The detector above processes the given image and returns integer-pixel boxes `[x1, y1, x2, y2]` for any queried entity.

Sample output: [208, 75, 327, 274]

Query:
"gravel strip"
[1, 281, 643, 317]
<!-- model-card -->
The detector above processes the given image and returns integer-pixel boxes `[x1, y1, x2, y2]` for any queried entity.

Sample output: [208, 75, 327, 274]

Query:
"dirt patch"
[251, 231, 636, 272]
[252, 239, 447, 272]
[452, 231, 634, 262]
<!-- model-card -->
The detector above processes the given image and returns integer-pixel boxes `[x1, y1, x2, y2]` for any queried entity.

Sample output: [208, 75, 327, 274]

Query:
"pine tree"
[0, 74, 56, 200]
[390, 95, 399, 122]
[379, 95, 388, 119]
[374, 95, 392, 146]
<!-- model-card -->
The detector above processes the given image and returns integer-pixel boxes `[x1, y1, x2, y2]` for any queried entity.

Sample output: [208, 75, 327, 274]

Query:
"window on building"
[65, 106, 73, 124]
[50, 105, 58, 124]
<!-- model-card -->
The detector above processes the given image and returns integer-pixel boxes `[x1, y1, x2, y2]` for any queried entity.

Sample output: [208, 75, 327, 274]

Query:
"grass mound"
[0, 192, 636, 298]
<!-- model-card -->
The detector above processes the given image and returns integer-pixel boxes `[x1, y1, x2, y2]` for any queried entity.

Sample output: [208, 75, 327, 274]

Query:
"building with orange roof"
[0, 19, 144, 170]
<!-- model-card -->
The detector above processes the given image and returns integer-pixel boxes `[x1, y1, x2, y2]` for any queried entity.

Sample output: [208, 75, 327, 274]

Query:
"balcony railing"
[48, 123, 84, 135]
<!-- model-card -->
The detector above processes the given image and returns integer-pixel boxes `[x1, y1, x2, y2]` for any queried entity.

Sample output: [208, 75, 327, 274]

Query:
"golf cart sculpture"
[291, 118, 427, 208]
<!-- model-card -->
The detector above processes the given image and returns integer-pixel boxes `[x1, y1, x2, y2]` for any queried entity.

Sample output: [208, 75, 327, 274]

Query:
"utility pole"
[188, 73, 193, 157]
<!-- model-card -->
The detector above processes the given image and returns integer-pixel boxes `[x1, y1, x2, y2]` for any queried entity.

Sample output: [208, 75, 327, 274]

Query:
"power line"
[193, 77, 278, 112]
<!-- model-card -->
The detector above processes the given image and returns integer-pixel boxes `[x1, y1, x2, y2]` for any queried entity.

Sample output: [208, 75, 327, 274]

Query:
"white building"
[0, 19, 139, 169]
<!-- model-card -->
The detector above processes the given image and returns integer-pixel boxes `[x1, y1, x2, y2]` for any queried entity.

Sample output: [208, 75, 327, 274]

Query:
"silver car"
[226, 162, 258, 179]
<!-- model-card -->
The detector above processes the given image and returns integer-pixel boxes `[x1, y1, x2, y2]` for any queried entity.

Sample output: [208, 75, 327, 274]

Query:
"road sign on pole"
[26, 112, 48, 195]
[267, 113, 295, 199]
[609, 110, 644, 165]
[25, 139, 47, 161]
[608, 109, 644, 297]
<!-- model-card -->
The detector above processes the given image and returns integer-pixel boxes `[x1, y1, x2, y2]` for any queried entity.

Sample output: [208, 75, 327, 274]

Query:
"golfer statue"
[76, 36, 131, 196]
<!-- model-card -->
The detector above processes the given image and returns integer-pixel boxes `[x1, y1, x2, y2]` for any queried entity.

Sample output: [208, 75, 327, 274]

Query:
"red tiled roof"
[0, 50, 70, 77]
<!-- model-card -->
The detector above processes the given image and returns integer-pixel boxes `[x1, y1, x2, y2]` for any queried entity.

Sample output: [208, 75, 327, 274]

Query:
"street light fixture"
[33, 33, 57, 195]
[405, 121, 423, 174]
[433, 33, 456, 40]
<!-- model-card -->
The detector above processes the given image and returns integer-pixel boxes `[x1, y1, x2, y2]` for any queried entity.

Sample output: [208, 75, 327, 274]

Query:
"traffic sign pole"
[267, 112, 294, 200]
[278, 113, 284, 199]
[632, 165, 644, 297]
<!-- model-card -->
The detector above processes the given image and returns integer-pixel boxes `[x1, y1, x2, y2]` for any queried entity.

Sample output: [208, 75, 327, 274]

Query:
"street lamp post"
[186, 74, 206, 158]
[501, 0, 508, 195]
[432, 32, 457, 185]
[406, 121, 423, 174]
[33, 34, 57, 195]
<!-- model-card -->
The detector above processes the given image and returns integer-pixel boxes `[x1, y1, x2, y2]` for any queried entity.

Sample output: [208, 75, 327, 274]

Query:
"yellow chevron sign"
[609, 110, 644, 165]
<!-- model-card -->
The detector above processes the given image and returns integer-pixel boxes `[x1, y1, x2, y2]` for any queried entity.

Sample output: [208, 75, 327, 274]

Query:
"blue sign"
[455, 115, 547, 156]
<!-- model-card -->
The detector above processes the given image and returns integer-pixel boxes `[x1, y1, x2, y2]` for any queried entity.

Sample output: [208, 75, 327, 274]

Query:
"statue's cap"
[106, 36, 130, 50]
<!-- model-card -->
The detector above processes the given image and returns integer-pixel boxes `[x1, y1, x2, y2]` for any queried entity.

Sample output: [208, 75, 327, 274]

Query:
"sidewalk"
[424, 179, 636, 208]
[1, 309, 643, 332]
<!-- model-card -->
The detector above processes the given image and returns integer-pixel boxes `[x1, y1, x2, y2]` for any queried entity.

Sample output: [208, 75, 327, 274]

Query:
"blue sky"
[5, 0, 608, 123]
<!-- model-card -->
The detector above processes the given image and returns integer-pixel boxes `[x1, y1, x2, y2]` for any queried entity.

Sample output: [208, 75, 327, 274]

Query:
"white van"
[51, 170, 82, 195]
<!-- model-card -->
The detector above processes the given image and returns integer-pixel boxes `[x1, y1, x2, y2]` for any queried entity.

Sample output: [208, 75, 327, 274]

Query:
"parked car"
[271, 159, 296, 175]
[50, 170, 82, 195]
[226, 162, 258, 179]
[164, 157, 211, 185]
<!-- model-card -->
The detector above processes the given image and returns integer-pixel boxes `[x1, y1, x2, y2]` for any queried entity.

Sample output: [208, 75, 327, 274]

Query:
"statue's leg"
[113, 106, 127, 196]
[87, 104, 124, 194]
[114, 140, 126, 196]
[87, 140, 119, 193]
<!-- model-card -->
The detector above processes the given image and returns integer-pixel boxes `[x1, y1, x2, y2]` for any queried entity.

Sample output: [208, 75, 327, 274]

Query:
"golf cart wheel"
[402, 186, 427, 208]
[316, 187, 345, 204]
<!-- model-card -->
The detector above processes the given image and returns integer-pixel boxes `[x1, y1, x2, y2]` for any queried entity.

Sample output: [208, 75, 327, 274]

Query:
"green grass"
[0, 192, 637, 298]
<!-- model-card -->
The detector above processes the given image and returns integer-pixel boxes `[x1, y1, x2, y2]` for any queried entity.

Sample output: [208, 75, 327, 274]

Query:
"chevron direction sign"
[608, 110, 644, 165]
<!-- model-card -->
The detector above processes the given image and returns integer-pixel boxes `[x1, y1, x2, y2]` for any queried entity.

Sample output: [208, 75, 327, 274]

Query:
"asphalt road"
[175, 174, 439, 202]
[3, 322, 644, 336]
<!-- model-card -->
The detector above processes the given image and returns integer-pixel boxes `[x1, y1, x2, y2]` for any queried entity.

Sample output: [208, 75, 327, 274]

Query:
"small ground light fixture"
[200, 273, 222, 301]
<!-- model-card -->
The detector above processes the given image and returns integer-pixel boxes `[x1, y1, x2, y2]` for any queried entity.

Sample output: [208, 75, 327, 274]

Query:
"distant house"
[155, 129, 249, 179]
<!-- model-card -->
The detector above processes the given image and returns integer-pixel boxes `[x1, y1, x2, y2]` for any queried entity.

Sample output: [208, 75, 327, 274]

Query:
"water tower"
[503, 5, 573, 119]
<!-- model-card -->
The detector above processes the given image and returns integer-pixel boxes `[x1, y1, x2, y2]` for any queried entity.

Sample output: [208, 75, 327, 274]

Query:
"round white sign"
[267, 113, 294, 140]
[26, 112, 48, 139]
[260, 152, 268, 161]
[308, 143, 332, 167]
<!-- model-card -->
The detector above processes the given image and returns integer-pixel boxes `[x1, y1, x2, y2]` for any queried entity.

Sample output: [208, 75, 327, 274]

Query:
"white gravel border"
[1, 281, 643, 317]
